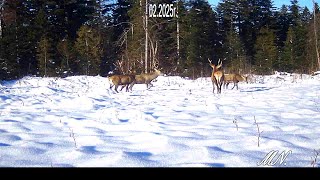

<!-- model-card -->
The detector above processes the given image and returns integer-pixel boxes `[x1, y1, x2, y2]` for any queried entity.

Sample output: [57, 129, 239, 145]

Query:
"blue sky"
[207, 0, 316, 10]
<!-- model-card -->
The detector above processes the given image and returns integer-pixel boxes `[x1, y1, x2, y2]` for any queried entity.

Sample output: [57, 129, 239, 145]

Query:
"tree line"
[0, 0, 319, 80]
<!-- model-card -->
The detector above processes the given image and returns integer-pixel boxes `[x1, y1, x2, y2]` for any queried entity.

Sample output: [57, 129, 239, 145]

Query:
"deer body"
[209, 59, 224, 94]
[134, 69, 162, 89]
[224, 73, 248, 90]
[108, 75, 136, 93]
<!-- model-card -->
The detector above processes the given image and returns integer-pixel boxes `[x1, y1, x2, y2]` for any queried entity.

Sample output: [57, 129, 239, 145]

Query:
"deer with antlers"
[208, 58, 225, 94]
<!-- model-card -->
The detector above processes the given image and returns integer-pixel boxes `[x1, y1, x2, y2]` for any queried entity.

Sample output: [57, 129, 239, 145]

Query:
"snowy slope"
[0, 73, 320, 167]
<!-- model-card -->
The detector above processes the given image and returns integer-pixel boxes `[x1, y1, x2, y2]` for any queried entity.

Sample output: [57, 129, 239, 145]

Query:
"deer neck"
[150, 72, 159, 79]
[212, 66, 220, 73]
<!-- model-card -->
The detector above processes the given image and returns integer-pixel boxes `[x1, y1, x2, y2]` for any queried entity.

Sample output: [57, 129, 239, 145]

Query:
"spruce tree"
[37, 36, 54, 77]
[280, 27, 294, 72]
[57, 38, 76, 76]
[224, 28, 247, 74]
[75, 25, 103, 76]
[184, 0, 218, 77]
[254, 26, 277, 75]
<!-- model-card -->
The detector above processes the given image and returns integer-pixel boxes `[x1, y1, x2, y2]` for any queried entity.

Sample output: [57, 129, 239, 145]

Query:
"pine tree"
[0, 0, 19, 79]
[184, 0, 218, 78]
[125, 0, 145, 73]
[151, 0, 178, 74]
[37, 36, 54, 77]
[274, 5, 290, 48]
[306, 2, 320, 72]
[280, 27, 294, 72]
[0, 24, 19, 79]
[75, 25, 103, 76]
[224, 28, 248, 74]
[175, 0, 189, 74]
[254, 26, 277, 75]
[57, 38, 76, 76]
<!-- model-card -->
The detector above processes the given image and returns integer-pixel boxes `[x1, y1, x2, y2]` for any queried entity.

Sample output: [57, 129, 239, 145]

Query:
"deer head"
[208, 58, 223, 71]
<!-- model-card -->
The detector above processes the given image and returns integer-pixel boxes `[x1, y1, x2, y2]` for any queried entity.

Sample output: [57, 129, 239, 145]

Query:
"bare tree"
[144, 0, 148, 73]
[313, 0, 320, 70]
[176, 0, 180, 65]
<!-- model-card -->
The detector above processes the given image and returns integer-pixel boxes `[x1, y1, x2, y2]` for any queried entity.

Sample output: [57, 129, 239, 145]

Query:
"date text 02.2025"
[149, 4, 177, 18]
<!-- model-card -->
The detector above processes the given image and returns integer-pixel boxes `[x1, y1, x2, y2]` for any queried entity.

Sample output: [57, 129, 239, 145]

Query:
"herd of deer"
[208, 58, 248, 94]
[108, 60, 248, 94]
[108, 69, 162, 93]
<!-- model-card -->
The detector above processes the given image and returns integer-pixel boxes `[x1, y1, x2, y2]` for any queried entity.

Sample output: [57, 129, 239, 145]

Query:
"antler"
[208, 58, 212, 64]
[216, 59, 223, 69]
[114, 59, 125, 74]
[153, 60, 160, 71]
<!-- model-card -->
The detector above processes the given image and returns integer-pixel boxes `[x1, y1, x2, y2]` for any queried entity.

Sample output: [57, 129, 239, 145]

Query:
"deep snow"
[0, 72, 319, 167]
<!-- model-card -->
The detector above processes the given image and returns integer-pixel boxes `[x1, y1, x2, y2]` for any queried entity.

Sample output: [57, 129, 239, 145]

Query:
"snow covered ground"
[0, 72, 320, 167]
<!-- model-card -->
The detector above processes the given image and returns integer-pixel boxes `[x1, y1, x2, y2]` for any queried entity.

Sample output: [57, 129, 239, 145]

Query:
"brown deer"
[223, 73, 248, 90]
[134, 69, 162, 89]
[208, 58, 224, 94]
[108, 74, 136, 93]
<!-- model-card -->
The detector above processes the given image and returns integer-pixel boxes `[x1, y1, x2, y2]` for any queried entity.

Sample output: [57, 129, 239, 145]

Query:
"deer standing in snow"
[108, 74, 136, 93]
[134, 69, 162, 89]
[223, 73, 248, 90]
[208, 58, 224, 94]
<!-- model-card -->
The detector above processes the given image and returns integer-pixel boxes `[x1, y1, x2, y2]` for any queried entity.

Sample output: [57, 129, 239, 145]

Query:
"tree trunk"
[313, 0, 320, 70]
[144, 0, 148, 73]
[44, 51, 47, 77]
[177, 1, 180, 65]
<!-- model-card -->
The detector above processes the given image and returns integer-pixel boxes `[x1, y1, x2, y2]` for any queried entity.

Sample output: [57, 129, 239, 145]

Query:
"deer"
[108, 74, 136, 93]
[134, 68, 162, 89]
[208, 58, 224, 94]
[223, 73, 248, 90]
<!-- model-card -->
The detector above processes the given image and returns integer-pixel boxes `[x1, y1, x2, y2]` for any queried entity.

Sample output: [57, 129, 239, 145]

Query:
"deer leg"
[212, 81, 215, 93]
[212, 79, 217, 93]
[114, 85, 119, 93]
[236, 83, 239, 90]
[110, 84, 114, 89]
[120, 85, 126, 91]
[231, 82, 236, 90]
[226, 82, 229, 89]
[124, 84, 129, 92]
[219, 81, 223, 93]
[129, 82, 135, 91]
[146, 82, 153, 89]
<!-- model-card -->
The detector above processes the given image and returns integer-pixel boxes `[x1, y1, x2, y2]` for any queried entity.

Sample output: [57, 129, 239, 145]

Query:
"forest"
[0, 0, 320, 80]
